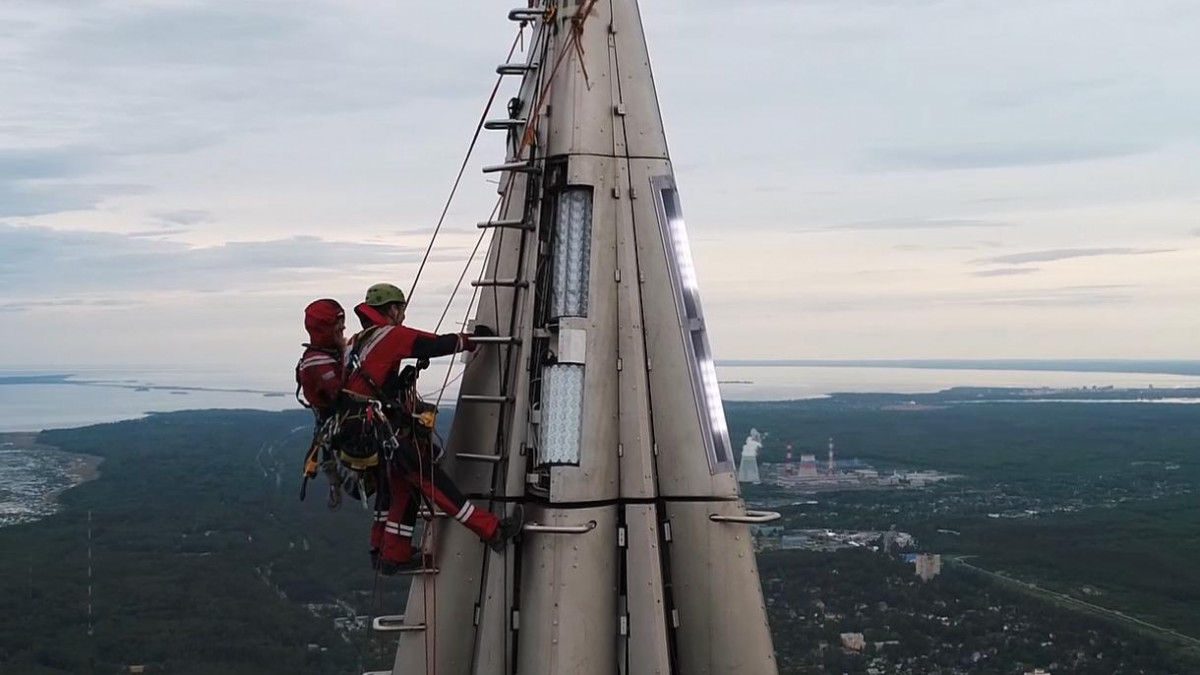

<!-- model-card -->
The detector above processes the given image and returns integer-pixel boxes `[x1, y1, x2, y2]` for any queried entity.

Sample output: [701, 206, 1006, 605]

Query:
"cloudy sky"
[2, 0, 1199, 379]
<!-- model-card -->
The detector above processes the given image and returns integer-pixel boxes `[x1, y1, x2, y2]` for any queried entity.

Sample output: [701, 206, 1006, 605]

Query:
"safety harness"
[298, 327, 441, 509]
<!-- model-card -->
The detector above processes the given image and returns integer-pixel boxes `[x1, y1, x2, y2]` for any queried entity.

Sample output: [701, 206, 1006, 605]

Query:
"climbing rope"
[407, 29, 524, 302]
[518, 0, 599, 152]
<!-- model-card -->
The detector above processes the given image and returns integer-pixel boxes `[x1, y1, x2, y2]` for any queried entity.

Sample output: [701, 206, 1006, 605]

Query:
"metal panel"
[548, 155, 620, 504]
[557, 322, 588, 364]
[622, 504, 673, 674]
[546, 2, 618, 159]
[609, 0, 671, 160]
[627, 159, 738, 498]
[516, 506, 618, 675]
[391, 524, 490, 675]
[664, 501, 778, 675]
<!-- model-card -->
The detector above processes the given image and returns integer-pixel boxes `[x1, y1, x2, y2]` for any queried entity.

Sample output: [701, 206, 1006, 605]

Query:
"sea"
[4, 363, 1200, 433]
[3, 362, 1200, 529]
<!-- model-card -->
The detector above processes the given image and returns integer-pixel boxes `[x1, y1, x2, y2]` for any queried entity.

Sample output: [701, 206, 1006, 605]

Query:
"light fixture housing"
[651, 175, 734, 474]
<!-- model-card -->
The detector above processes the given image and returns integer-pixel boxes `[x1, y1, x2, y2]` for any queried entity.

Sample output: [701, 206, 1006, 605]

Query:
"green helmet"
[365, 283, 406, 307]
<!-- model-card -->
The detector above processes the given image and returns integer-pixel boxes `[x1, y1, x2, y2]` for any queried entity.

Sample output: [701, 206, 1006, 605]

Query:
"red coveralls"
[346, 305, 501, 566]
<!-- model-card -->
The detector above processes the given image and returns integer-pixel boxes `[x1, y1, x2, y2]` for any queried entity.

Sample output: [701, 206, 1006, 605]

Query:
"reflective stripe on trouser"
[370, 465, 390, 550]
[391, 435, 500, 543]
[378, 466, 419, 564]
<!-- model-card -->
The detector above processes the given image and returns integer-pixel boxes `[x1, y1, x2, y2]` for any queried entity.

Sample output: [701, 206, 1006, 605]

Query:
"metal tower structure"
[374, 3, 780, 673]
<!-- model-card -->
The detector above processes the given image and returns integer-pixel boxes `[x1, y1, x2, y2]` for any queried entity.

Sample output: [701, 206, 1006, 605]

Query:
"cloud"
[0, 298, 143, 313]
[0, 146, 97, 181]
[894, 240, 1004, 252]
[973, 286, 1132, 308]
[778, 284, 1136, 313]
[388, 226, 477, 237]
[871, 141, 1153, 171]
[44, 4, 311, 68]
[152, 209, 215, 226]
[973, 247, 1176, 266]
[0, 223, 460, 301]
[972, 268, 1040, 278]
[803, 218, 1012, 233]
[0, 180, 151, 218]
[125, 228, 192, 238]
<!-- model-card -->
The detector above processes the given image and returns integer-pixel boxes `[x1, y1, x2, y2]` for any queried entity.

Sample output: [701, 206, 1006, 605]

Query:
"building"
[840, 632, 866, 651]
[780, 534, 810, 550]
[737, 429, 762, 484]
[799, 454, 818, 478]
[912, 554, 942, 582]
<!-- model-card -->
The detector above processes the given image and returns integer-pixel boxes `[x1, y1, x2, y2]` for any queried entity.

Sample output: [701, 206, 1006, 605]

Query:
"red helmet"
[304, 299, 345, 347]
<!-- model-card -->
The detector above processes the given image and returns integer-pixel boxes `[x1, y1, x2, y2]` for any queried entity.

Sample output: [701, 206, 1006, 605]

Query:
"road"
[947, 555, 1200, 651]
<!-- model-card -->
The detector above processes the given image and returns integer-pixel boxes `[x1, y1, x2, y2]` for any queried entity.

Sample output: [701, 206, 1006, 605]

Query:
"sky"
[2, 0, 1199, 380]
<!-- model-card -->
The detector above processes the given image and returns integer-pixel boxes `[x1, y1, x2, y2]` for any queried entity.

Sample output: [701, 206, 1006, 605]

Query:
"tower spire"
[386, 4, 779, 673]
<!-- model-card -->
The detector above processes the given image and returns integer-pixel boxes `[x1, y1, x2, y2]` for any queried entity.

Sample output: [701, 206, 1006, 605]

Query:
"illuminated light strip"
[667, 215, 700, 293]
[552, 188, 593, 318]
[541, 364, 585, 465]
[654, 178, 735, 471]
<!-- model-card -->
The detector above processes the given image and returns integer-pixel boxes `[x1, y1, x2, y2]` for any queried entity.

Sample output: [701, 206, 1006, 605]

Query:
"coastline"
[0, 432, 104, 527]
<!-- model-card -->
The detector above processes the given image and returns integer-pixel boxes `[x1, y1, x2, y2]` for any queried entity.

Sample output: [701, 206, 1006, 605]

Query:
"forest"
[1, 397, 1197, 673]
[0, 409, 399, 675]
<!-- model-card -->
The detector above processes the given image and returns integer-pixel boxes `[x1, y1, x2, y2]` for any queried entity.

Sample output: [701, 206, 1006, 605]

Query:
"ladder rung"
[364, 671, 392, 675]
[471, 278, 528, 288]
[478, 218, 534, 231]
[497, 63, 538, 76]
[372, 615, 426, 633]
[459, 394, 513, 404]
[419, 508, 449, 519]
[709, 510, 782, 524]
[484, 118, 528, 130]
[458, 453, 503, 463]
[396, 567, 439, 576]
[482, 160, 537, 174]
[523, 520, 598, 535]
[468, 335, 521, 345]
[508, 8, 546, 21]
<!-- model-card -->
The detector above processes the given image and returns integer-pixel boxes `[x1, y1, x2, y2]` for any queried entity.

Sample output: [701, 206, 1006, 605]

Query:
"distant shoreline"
[0, 373, 289, 396]
[716, 359, 1200, 377]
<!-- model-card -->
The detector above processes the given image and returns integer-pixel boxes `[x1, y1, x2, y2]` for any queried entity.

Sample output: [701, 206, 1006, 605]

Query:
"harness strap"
[345, 327, 395, 406]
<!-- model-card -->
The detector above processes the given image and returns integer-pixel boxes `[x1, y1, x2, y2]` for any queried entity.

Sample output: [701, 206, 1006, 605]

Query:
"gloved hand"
[464, 324, 495, 352]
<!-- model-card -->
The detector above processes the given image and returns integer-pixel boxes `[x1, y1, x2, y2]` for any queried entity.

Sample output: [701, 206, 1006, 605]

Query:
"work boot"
[488, 505, 524, 553]
[378, 552, 437, 577]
